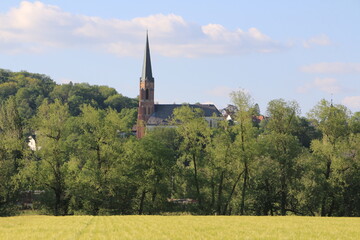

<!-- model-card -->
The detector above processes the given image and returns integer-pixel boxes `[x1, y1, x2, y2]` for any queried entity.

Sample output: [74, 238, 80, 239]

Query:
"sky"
[0, 0, 359, 115]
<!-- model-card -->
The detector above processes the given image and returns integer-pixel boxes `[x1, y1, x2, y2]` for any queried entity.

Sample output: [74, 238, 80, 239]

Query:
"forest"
[0, 69, 359, 217]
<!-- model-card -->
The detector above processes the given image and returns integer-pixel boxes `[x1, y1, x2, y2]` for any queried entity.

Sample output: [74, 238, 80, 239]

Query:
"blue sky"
[0, 0, 359, 114]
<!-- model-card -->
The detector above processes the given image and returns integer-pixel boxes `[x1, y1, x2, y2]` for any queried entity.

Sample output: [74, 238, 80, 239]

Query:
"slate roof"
[147, 104, 222, 126]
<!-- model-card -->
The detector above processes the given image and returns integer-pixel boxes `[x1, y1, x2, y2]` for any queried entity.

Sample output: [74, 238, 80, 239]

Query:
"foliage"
[123, 128, 178, 214]
[0, 69, 137, 119]
[172, 105, 211, 212]
[50, 82, 137, 115]
[1, 68, 360, 217]
[67, 105, 133, 215]
[23, 100, 71, 215]
[0, 97, 26, 215]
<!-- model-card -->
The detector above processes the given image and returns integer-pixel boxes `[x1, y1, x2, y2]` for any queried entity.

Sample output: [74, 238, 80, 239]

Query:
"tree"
[257, 132, 303, 215]
[50, 83, 137, 115]
[123, 128, 178, 214]
[265, 99, 300, 134]
[308, 100, 352, 216]
[67, 105, 137, 215]
[308, 99, 349, 146]
[292, 117, 321, 148]
[250, 103, 261, 117]
[0, 70, 55, 120]
[349, 112, 360, 134]
[172, 105, 211, 211]
[208, 120, 239, 215]
[230, 90, 257, 215]
[104, 94, 138, 112]
[25, 100, 71, 215]
[260, 99, 303, 215]
[0, 97, 25, 215]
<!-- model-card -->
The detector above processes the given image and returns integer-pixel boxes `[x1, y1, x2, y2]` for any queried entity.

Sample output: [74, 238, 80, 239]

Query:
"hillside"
[0, 69, 138, 118]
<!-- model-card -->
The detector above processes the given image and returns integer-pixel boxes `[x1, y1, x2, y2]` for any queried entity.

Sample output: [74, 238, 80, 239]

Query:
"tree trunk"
[321, 159, 332, 216]
[96, 144, 102, 169]
[210, 177, 215, 211]
[139, 190, 146, 215]
[328, 196, 335, 217]
[54, 157, 63, 216]
[192, 154, 202, 209]
[222, 170, 244, 215]
[280, 169, 287, 216]
[240, 161, 248, 215]
[54, 190, 60, 216]
[217, 171, 224, 215]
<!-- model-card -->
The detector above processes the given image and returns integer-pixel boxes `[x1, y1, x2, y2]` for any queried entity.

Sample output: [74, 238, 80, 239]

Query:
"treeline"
[0, 69, 138, 119]
[1, 70, 360, 217]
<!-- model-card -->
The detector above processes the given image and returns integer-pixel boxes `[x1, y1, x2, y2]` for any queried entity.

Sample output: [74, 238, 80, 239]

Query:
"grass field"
[0, 215, 359, 239]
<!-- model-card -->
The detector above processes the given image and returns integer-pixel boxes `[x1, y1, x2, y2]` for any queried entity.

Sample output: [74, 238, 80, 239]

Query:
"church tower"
[136, 32, 155, 138]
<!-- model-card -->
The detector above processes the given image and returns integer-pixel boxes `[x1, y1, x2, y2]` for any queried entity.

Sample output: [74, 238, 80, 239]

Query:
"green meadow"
[0, 215, 359, 240]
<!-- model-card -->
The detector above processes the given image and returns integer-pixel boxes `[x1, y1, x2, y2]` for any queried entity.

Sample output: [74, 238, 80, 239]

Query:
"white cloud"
[0, 1, 284, 57]
[342, 96, 360, 110]
[314, 78, 341, 94]
[296, 85, 310, 94]
[297, 77, 341, 94]
[303, 34, 331, 48]
[301, 62, 360, 74]
[206, 86, 233, 97]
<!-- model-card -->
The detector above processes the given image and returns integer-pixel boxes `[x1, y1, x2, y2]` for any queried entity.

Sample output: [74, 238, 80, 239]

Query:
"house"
[28, 135, 37, 151]
[221, 104, 238, 121]
[136, 33, 221, 138]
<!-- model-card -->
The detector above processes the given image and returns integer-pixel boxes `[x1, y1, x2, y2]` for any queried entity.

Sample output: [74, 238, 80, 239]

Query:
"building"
[136, 33, 221, 138]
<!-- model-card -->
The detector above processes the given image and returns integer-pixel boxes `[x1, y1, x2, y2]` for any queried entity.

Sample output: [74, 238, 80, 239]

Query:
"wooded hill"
[0, 69, 138, 118]
[1, 69, 359, 217]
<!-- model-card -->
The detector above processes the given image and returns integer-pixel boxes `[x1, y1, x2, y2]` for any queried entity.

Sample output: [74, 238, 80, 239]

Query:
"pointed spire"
[141, 31, 154, 81]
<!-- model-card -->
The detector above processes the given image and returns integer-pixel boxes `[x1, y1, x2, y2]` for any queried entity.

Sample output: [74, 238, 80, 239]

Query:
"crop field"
[0, 215, 359, 240]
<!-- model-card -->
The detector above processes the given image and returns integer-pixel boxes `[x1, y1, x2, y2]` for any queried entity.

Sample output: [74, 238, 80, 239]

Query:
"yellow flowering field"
[0, 215, 359, 240]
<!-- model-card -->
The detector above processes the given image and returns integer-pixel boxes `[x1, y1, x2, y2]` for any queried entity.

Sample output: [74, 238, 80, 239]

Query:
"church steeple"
[137, 32, 155, 139]
[141, 32, 153, 81]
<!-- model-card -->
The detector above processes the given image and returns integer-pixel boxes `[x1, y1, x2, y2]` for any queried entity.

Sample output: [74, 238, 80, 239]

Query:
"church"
[136, 33, 222, 138]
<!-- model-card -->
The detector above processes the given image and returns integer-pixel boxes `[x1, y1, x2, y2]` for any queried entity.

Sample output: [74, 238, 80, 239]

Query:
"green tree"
[123, 128, 178, 214]
[308, 100, 352, 216]
[0, 82, 17, 100]
[257, 132, 303, 215]
[25, 100, 71, 215]
[230, 90, 257, 215]
[349, 112, 360, 134]
[67, 105, 133, 215]
[293, 117, 321, 148]
[104, 94, 138, 112]
[172, 105, 211, 211]
[252, 103, 260, 116]
[208, 120, 239, 215]
[259, 99, 303, 215]
[338, 133, 360, 216]
[50, 83, 137, 115]
[0, 97, 25, 215]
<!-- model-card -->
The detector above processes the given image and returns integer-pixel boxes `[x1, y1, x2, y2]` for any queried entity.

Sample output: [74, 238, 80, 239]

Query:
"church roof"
[141, 32, 154, 81]
[147, 104, 222, 126]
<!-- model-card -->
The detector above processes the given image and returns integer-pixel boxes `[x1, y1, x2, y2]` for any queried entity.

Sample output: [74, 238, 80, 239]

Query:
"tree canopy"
[0, 69, 359, 217]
